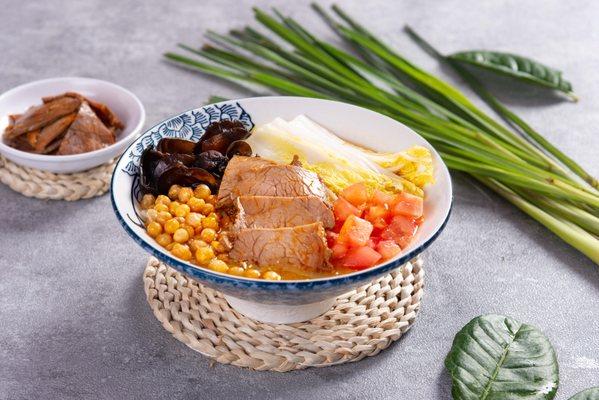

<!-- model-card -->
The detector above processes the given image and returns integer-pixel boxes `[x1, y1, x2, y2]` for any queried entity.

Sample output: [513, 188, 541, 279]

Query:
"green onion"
[164, 5, 599, 264]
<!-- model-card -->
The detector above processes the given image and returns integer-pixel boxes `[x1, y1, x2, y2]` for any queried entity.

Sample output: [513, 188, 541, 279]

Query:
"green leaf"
[448, 51, 576, 99]
[569, 387, 599, 400]
[445, 314, 559, 400]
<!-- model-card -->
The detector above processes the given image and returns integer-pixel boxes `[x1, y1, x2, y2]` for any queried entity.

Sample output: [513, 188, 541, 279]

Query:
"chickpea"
[168, 201, 180, 214]
[244, 269, 261, 279]
[262, 271, 282, 281]
[140, 194, 156, 209]
[146, 221, 163, 238]
[155, 195, 171, 206]
[164, 218, 180, 234]
[208, 259, 229, 273]
[202, 217, 219, 230]
[188, 197, 205, 212]
[183, 224, 195, 238]
[200, 228, 217, 243]
[185, 212, 203, 228]
[193, 184, 211, 200]
[188, 239, 205, 253]
[174, 204, 191, 218]
[154, 203, 169, 213]
[207, 212, 219, 221]
[228, 266, 245, 276]
[211, 240, 224, 253]
[201, 203, 215, 215]
[168, 185, 181, 200]
[156, 233, 173, 247]
[178, 187, 194, 203]
[146, 209, 159, 222]
[171, 243, 192, 260]
[206, 195, 217, 205]
[156, 211, 173, 225]
[173, 228, 190, 243]
[195, 246, 215, 264]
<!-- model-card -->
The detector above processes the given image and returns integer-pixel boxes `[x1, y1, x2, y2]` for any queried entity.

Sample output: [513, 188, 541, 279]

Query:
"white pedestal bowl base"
[225, 295, 338, 324]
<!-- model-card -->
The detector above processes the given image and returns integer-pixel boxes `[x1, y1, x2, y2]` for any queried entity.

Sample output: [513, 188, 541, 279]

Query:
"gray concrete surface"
[1, 1, 598, 399]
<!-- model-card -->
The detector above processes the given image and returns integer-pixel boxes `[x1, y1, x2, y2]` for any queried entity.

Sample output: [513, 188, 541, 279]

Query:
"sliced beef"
[43, 92, 123, 131]
[4, 96, 81, 139]
[217, 156, 329, 208]
[57, 102, 116, 155]
[34, 113, 77, 153]
[229, 222, 332, 272]
[234, 196, 334, 229]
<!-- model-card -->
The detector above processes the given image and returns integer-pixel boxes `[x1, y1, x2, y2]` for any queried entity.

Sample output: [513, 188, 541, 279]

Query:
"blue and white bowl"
[111, 97, 452, 323]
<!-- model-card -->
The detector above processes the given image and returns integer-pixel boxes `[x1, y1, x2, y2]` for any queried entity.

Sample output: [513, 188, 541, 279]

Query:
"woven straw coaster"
[0, 155, 115, 201]
[143, 256, 424, 372]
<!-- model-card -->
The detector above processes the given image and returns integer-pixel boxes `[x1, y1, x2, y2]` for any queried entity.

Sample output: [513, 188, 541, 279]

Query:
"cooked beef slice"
[4, 96, 81, 139]
[8, 129, 39, 151]
[217, 156, 329, 208]
[229, 222, 332, 272]
[34, 113, 77, 153]
[43, 92, 123, 131]
[57, 102, 115, 155]
[234, 196, 334, 229]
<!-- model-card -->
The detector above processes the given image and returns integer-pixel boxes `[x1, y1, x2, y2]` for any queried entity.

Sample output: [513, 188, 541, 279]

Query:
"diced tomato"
[326, 231, 339, 247]
[376, 240, 401, 260]
[392, 192, 423, 218]
[330, 242, 348, 259]
[338, 215, 373, 247]
[338, 246, 382, 270]
[364, 205, 389, 229]
[381, 215, 418, 248]
[340, 182, 370, 207]
[333, 197, 362, 222]
[371, 189, 394, 207]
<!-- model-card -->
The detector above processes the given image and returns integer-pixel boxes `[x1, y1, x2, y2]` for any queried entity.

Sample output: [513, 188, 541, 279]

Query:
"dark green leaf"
[569, 387, 599, 400]
[445, 314, 559, 400]
[448, 51, 575, 98]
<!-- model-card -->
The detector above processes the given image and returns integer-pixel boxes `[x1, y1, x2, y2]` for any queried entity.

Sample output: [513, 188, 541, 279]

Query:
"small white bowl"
[0, 77, 145, 173]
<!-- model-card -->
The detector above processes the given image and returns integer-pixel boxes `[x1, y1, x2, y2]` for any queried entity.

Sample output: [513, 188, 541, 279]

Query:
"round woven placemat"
[0, 155, 115, 201]
[143, 256, 424, 372]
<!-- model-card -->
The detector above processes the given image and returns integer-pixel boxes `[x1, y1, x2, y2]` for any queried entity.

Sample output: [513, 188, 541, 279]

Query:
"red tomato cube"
[339, 246, 382, 270]
[326, 231, 339, 247]
[338, 215, 374, 247]
[330, 242, 348, 259]
[376, 240, 401, 260]
[333, 197, 362, 222]
[364, 205, 389, 229]
[371, 189, 395, 207]
[392, 192, 423, 218]
[340, 182, 370, 207]
[381, 215, 418, 247]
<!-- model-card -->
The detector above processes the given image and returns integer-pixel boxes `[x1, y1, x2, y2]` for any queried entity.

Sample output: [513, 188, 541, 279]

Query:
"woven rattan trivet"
[143, 256, 424, 371]
[0, 155, 115, 201]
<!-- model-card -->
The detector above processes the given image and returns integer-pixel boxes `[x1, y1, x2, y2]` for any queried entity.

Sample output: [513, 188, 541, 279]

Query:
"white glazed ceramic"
[0, 77, 145, 173]
[111, 97, 452, 323]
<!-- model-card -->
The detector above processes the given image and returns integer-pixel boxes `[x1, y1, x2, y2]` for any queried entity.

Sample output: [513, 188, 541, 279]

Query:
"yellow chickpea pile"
[140, 184, 281, 281]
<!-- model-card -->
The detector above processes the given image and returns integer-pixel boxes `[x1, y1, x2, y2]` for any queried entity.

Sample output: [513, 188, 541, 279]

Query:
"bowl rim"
[111, 96, 453, 290]
[0, 76, 146, 161]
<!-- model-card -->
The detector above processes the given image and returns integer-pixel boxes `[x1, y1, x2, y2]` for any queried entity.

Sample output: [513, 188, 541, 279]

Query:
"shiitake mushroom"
[198, 120, 250, 154]
[193, 150, 228, 176]
[156, 165, 217, 194]
[157, 138, 196, 154]
[201, 120, 249, 143]
[139, 120, 252, 195]
[226, 140, 252, 158]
